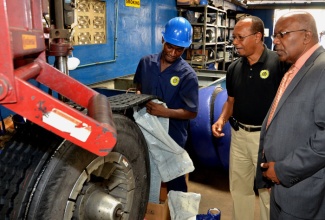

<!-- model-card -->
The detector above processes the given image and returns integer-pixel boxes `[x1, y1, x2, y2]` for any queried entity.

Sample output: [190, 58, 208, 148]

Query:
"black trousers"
[166, 175, 187, 192]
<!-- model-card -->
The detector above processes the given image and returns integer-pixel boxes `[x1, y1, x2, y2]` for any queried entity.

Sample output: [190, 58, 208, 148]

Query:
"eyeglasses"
[271, 29, 306, 40]
[232, 32, 257, 41]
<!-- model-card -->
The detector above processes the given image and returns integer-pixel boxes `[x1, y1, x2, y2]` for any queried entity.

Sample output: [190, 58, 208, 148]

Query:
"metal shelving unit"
[178, 4, 227, 70]
[225, 9, 238, 67]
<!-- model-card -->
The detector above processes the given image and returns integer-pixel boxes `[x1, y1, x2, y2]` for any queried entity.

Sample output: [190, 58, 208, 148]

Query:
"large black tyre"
[0, 121, 64, 220]
[0, 114, 150, 220]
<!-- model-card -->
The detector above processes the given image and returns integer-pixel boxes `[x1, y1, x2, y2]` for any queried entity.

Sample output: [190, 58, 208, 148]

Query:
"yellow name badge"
[22, 34, 37, 50]
[125, 0, 140, 8]
[170, 76, 180, 86]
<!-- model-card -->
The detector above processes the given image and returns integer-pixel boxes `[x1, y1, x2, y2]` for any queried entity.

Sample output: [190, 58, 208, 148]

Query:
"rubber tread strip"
[107, 93, 158, 111]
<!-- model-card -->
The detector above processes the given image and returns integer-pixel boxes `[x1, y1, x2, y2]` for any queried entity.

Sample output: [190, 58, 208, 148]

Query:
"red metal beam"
[2, 74, 117, 156]
[0, 0, 117, 156]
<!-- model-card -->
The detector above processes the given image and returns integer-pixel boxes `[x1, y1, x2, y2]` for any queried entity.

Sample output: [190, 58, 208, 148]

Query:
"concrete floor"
[187, 167, 260, 220]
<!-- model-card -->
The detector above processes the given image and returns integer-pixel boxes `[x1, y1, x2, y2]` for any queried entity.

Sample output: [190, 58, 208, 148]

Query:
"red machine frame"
[0, 0, 117, 156]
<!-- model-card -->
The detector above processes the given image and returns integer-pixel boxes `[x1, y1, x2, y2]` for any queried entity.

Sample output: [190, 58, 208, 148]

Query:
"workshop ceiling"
[247, 0, 323, 2]
[229, 0, 325, 9]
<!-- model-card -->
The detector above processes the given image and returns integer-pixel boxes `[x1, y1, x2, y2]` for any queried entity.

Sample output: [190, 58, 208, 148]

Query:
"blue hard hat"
[162, 17, 192, 48]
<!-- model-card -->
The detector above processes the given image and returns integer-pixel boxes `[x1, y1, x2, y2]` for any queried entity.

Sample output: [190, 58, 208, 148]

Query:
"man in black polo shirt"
[212, 16, 285, 220]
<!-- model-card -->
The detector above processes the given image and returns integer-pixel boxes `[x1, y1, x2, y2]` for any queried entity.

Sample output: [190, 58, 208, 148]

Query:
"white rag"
[133, 99, 195, 182]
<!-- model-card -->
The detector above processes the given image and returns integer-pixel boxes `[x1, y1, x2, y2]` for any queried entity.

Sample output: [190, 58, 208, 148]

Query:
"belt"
[238, 122, 261, 132]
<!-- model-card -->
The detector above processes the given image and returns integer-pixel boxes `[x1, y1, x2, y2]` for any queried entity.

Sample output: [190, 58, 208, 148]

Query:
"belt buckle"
[242, 124, 251, 132]
[238, 122, 260, 132]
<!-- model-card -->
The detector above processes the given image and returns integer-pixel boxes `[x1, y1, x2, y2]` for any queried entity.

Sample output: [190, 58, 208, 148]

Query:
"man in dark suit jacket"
[256, 11, 325, 220]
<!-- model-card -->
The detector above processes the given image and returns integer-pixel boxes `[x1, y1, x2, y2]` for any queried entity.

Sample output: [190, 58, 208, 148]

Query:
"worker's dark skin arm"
[146, 101, 197, 120]
[135, 84, 196, 120]
[211, 96, 234, 137]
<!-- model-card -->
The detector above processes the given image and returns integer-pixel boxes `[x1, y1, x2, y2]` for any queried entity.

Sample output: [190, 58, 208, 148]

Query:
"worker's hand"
[211, 118, 225, 138]
[145, 101, 166, 117]
[136, 90, 141, 94]
[261, 162, 280, 184]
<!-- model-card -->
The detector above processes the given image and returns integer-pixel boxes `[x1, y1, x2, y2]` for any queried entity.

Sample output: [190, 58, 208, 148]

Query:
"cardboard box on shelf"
[144, 199, 171, 220]
[186, 49, 209, 61]
[177, 0, 194, 5]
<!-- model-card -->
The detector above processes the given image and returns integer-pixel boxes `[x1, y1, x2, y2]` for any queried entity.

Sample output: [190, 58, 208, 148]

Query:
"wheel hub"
[74, 183, 124, 220]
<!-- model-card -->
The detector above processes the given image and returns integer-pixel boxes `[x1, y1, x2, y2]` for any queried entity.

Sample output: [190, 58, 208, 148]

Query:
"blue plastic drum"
[212, 89, 231, 169]
[189, 86, 231, 169]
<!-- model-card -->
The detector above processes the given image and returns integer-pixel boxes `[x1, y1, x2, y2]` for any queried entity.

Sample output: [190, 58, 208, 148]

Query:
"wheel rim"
[64, 152, 135, 220]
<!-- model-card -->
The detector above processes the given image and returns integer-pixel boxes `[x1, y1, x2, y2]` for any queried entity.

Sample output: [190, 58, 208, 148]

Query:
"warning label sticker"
[125, 0, 140, 8]
[22, 34, 37, 50]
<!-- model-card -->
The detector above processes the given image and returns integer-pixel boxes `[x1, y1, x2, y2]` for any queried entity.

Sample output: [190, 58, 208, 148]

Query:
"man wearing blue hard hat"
[133, 17, 199, 192]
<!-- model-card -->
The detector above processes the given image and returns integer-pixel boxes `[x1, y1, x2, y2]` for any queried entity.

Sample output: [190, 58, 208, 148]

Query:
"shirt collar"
[294, 43, 321, 70]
